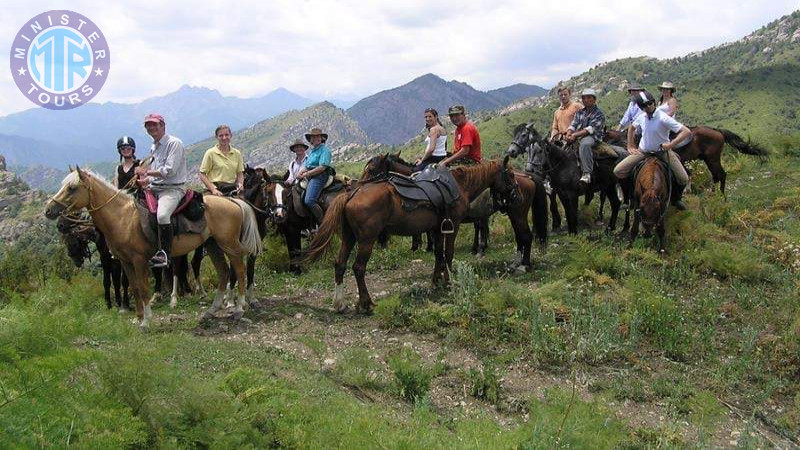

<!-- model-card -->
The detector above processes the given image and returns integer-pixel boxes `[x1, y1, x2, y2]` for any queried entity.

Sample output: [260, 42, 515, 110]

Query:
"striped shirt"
[568, 105, 606, 141]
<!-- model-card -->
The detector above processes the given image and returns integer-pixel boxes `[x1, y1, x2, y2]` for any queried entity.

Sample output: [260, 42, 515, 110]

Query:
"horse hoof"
[357, 304, 374, 315]
[514, 265, 528, 275]
[248, 300, 262, 310]
[231, 311, 244, 321]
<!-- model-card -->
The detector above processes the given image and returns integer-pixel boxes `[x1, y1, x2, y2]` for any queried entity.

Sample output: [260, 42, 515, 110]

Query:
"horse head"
[507, 122, 540, 157]
[262, 175, 289, 224]
[491, 155, 520, 210]
[360, 153, 390, 182]
[45, 166, 93, 220]
[636, 159, 668, 238]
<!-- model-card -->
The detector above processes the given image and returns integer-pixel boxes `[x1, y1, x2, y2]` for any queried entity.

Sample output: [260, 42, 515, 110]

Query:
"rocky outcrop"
[0, 171, 49, 244]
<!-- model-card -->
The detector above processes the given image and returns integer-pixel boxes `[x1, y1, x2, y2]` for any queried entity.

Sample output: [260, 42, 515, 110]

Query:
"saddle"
[137, 189, 206, 246]
[387, 166, 461, 233]
[291, 175, 350, 218]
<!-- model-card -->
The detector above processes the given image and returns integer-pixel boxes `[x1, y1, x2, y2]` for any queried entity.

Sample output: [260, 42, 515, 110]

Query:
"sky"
[1, 0, 798, 116]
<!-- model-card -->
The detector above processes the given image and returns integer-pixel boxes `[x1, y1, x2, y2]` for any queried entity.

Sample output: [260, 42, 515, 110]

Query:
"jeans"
[304, 173, 327, 207]
[578, 136, 596, 175]
[152, 186, 185, 225]
[414, 154, 446, 172]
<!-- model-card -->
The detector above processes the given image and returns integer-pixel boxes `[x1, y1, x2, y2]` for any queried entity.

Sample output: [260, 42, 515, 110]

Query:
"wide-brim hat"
[658, 81, 676, 91]
[580, 88, 597, 98]
[289, 138, 309, 152]
[305, 128, 328, 142]
[627, 83, 644, 92]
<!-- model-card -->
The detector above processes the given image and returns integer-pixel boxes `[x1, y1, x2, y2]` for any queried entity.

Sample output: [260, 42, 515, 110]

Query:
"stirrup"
[440, 218, 454, 234]
[149, 250, 169, 268]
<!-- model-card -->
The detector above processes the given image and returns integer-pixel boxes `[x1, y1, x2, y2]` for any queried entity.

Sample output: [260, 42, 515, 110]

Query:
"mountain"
[346, 73, 546, 145]
[0, 86, 315, 169]
[186, 101, 371, 174]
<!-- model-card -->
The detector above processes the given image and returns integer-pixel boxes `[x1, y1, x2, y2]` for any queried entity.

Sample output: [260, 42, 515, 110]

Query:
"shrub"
[388, 347, 433, 404]
[468, 361, 501, 404]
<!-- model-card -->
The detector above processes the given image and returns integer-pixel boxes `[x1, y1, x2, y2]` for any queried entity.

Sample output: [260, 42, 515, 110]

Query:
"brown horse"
[45, 168, 262, 328]
[301, 159, 519, 313]
[606, 126, 768, 194]
[360, 153, 547, 271]
[629, 157, 670, 252]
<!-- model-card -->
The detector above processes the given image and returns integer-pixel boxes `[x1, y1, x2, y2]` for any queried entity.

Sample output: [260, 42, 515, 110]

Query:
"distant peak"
[411, 73, 446, 84]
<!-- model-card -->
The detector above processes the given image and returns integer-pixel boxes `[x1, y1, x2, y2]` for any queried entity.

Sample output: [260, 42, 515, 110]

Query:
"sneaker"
[579, 173, 591, 184]
[544, 179, 553, 195]
[149, 249, 169, 268]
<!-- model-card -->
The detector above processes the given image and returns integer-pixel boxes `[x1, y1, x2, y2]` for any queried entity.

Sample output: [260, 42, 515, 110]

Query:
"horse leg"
[127, 260, 152, 329]
[121, 268, 131, 312]
[629, 200, 640, 247]
[245, 255, 259, 308]
[442, 229, 459, 285]
[200, 240, 229, 321]
[111, 260, 122, 309]
[411, 233, 421, 251]
[605, 185, 621, 234]
[334, 225, 356, 313]
[353, 239, 377, 314]
[480, 217, 489, 255]
[150, 267, 163, 305]
[705, 157, 727, 196]
[549, 191, 562, 231]
[431, 230, 445, 286]
[229, 255, 248, 321]
[510, 213, 533, 273]
[426, 231, 434, 252]
[286, 229, 303, 275]
[191, 246, 206, 297]
[471, 223, 480, 255]
[102, 259, 112, 309]
[657, 220, 666, 254]
[225, 261, 237, 308]
[561, 192, 579, 235]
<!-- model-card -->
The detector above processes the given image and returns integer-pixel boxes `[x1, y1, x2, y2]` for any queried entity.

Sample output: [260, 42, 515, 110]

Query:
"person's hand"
[414, 158, 422, 165]
[210, 188, 223, 196]
[661, 142, 673, 151]
[628, 147, 641, 155]
[137, 176, 150, 188]
[297, 169, 307, 179]
[565, 134, 575, 144]
[134, 166, 148, 177]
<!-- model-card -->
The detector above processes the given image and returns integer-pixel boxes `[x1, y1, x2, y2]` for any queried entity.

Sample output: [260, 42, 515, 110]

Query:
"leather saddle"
[292, 175, 349, 218]
[388, 166, 461, 211]
[137, 189, 206, 245]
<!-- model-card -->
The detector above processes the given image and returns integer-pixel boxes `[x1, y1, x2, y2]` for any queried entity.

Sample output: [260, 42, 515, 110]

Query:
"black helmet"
[634, 91, 656, 109]
[117, 136, 136, 150]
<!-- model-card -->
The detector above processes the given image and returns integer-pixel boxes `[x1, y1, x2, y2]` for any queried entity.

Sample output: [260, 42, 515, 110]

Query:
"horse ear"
[394, 150, 401, 158]
[68, 164, 73, 172]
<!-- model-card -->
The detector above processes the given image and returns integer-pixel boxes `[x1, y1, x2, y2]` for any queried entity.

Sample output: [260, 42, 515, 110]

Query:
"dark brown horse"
[606, 126, 768, 194]
[302, 159, 519, 313]
[360, 153, 547, 271]
[629, 157, 671, 252]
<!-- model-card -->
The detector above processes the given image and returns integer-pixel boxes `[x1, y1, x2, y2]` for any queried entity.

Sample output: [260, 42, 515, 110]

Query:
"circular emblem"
[9, 10, 110, 110]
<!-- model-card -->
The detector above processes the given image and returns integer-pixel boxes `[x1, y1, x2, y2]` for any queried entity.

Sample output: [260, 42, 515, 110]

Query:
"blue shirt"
[619, 101, 643, 128]
[304, 143, 332, 169]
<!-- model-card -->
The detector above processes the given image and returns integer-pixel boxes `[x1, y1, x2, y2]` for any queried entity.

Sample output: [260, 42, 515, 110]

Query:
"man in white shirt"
[613, 91, 692, 210]
[285, 139, 308, 186]
[618, 83, 644, 131]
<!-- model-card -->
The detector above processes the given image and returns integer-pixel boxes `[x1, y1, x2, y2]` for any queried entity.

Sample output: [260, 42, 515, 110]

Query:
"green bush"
[469, 361, 501, 404]
[388, 347, 433, 404]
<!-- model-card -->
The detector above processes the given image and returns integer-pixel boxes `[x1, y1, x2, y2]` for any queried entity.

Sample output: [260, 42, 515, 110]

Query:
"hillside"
[347, 74, 546, 145]
[0, 86, 315, 170]
[0, 170, 49, 243]
[186, 101, 371, 174]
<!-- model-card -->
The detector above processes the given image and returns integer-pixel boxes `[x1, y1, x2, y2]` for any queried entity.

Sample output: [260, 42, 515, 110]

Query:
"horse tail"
[232, 199, 263, 256]
[532, 179, 548, 250]
[300, 193, 348, 265]
[716, 128, 769, 163]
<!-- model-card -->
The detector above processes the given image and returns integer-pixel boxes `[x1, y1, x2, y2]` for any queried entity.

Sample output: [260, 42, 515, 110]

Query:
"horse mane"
[61, 170, 134, 201]
[386, 153, 414, 168]
[451, 160, 500, 191]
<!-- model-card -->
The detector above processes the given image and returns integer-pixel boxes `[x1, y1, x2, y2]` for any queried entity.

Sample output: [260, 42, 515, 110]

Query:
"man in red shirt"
[441, 105, 482, 166]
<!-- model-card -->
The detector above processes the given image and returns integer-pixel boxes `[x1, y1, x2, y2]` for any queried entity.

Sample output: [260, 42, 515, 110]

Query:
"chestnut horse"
[629, 157, 671, 252]
[301, 159, 519, 313]
[606, 126, 768, 194]
[361, 153, 547, 271]
[45, 168, 262, 328]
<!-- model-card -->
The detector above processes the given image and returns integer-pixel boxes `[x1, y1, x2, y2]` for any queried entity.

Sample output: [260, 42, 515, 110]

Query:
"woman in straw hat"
[285, 138, 309, 186]
[296, 128, 333, 225]
[657, 82, 679, 118]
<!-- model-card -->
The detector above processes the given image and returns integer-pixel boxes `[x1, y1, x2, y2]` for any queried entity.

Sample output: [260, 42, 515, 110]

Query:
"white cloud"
[0, 0, 797, 116]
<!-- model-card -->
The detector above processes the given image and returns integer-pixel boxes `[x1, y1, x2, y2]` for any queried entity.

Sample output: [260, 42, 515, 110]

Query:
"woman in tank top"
[414, 108, 447, 171]
[658, 81, 679, 118]
[114, 136, 140, 193]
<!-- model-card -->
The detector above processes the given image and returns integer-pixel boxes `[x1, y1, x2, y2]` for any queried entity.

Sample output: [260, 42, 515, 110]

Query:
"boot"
[149, 224, 173, 268]
[672, 184, 688, 211]
[309, 204, 324, 228]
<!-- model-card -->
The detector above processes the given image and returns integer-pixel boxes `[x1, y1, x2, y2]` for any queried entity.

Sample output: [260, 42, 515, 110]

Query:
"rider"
[285, 138, 309, 186]
[618, 83, 645, 131]
[549, 86, 583, 141]
[114, 136, 140, 193]
[414, 108, 448, 171]
[566, 88, 605, 184]
[440, 105, 481, 167]
[296, 128, 332, 226]
[135, 113, 188, 268]
[657, 82, 678, 118]
[613, 90, 692, 210]
[199, 124, 244, 196]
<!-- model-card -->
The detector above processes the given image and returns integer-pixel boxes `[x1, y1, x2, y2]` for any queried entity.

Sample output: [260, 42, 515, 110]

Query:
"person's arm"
[199, 172, 222, 195]
[626, 124, 640, 154]
[661, 123, 690, 151]
[619, 104, 632, 130]
[441, 146, 470, 167]
[549, 110, 559, 140]
[417, 127, 441, 164]
[235, 171, 244, 191]
[667, 98, 678, 117]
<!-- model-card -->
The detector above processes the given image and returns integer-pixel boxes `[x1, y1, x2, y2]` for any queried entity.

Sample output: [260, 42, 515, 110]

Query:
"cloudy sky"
[1, 0, 798, 116]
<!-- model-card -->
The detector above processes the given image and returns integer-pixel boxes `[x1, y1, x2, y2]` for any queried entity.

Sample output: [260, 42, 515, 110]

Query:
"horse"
[360, 153, 548, 270]
[509, 124, 624, 235]
[301, 158, 519, 313]
[360, 153, 495, 255]
[605, 126, 768, 194]
[629, 157, 671, 252]
[262, 172, 356, 275]
[45, 168, 262, 328]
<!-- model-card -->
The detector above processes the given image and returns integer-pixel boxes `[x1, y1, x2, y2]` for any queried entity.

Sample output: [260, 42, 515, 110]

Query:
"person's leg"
[578, 136, 596, 182]
[667, 150, 689, 210]
[304, 173, 326, 224]
[152, 188, 183, 267]
[613, 153, 645, 180]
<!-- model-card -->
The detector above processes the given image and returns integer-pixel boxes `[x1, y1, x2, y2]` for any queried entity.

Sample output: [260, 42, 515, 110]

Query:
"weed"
[388, 347, 433, 404]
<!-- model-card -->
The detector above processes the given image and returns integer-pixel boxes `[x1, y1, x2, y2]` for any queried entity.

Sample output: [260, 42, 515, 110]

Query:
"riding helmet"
[117, 136, 136, 150]
[634, 90, 656, 109]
